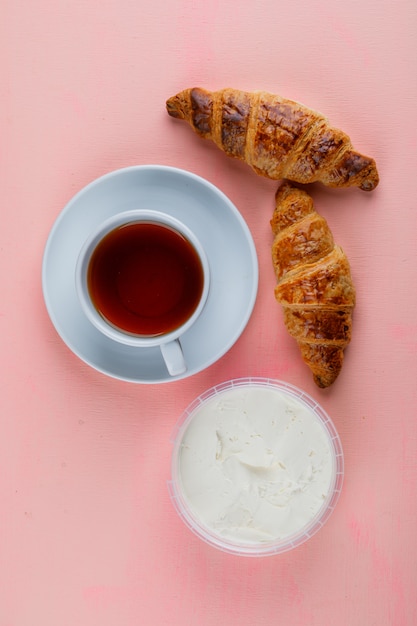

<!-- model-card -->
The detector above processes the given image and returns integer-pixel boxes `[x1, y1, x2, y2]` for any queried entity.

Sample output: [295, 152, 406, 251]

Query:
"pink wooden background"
[2, 1, 417, 624]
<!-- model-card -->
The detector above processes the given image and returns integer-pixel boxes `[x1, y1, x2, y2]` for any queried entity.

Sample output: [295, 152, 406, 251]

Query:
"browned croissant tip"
[309, 368, 339, 388]
[166, 95, 185, 119]
[314, 371, 340, 388]
[359, 158, 379, 191]
[327, 150, 379, 191]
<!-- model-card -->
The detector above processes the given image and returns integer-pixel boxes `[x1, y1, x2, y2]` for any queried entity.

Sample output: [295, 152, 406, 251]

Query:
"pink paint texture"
[1, 0, 417, 625]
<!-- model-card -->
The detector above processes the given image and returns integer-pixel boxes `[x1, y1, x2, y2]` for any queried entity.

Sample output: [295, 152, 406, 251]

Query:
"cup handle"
[160, 339, 187, 376]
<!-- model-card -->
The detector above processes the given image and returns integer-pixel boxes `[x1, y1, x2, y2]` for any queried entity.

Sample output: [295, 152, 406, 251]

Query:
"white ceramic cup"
[75, 210, 210, 376]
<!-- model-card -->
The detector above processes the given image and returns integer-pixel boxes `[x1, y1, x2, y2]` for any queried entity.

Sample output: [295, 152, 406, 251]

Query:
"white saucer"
[42, 165, 259, 383]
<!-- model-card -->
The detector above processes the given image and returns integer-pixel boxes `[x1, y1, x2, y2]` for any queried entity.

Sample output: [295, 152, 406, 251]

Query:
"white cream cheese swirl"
[178, 385, 334, 544]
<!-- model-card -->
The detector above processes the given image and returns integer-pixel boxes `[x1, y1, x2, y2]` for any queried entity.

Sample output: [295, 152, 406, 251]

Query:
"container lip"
[169, 377, 344, 557]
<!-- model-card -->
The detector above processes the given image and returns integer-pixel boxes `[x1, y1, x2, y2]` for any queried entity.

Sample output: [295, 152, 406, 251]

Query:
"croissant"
[271, 182, 356, 387]
[166, 87, 379, 191]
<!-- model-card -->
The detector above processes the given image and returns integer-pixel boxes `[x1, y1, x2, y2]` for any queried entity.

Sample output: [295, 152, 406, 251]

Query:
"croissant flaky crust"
[271, 183, 356, 387]
[166, 87, 379, 191]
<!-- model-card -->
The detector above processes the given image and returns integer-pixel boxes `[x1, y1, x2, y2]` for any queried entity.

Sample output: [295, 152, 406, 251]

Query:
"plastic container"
[169, 377, 344, 556]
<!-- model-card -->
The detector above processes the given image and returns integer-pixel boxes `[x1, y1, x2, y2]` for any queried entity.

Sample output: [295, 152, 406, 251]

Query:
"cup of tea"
[75, 210, 210, 376]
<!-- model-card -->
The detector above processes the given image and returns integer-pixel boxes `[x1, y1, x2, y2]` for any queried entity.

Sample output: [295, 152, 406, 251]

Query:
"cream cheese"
[178, 384, 334, 545]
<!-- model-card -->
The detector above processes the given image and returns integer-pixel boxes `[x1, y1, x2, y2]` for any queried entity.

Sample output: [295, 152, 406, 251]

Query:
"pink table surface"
[2, 1, 417, 624]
